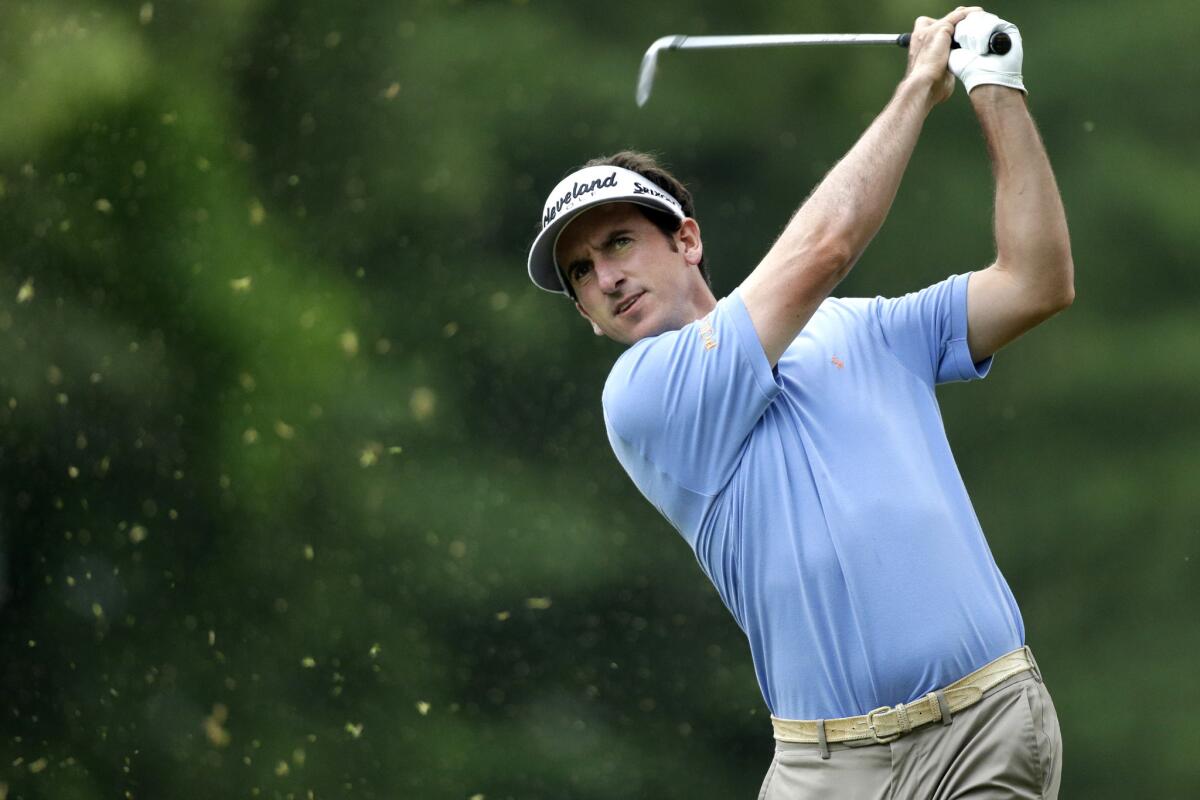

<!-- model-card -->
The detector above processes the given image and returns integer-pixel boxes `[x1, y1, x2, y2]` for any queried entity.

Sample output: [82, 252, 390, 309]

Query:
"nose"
[593, 257, 625, 294]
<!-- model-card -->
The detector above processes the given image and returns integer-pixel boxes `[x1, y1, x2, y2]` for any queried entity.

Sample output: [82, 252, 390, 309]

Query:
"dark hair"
[560, 151, 710, 296]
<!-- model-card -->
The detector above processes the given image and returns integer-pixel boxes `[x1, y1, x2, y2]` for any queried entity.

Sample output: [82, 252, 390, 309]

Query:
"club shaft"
[636, 32, 1011, 106]
[668, 33, 904, 50]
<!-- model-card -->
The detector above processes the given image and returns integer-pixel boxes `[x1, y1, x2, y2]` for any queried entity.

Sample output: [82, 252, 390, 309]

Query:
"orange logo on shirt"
[831, 356, 845, 369]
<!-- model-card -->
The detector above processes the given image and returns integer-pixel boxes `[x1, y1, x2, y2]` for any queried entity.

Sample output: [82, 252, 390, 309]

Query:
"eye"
[570, 262, 591, 282]
[611, 236, 632, 250]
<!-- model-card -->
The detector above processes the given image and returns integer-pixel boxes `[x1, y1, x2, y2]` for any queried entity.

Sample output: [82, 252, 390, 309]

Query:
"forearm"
[739, 8, 971, 366]
[973, 86, 1074, 305]
[766, 78, 936, 277]
[740, 78, 937, 365]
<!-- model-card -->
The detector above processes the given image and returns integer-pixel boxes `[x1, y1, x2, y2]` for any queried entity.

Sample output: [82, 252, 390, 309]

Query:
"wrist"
[969, 84, 1027, 105]
[969, 84, 1028, 121]
[895, 74, 941, 114]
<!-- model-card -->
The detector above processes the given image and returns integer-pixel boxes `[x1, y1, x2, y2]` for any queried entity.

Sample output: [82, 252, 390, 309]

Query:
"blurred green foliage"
[0, 0, 1197, 797]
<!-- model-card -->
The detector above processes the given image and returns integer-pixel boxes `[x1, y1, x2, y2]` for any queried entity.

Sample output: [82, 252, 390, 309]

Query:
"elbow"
[770, 235, 857, 292]
[817, 236, 859, 284]
[1001, 247, 1074, 316]
[1037, 256, 1075, 317]
[1057, 279, 1076, 311]
[1051, 254, 1076, 312]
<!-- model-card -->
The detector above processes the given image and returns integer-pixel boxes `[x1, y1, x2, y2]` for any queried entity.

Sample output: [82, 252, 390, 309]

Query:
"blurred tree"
[0, 0, 1196, 798]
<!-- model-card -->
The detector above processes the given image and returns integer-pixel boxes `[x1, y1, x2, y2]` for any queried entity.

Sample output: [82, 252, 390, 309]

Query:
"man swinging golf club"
[526, 7, 1071, 797]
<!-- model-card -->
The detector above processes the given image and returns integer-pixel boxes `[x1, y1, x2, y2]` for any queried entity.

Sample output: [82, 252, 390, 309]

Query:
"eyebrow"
[564, 229, 634, 279]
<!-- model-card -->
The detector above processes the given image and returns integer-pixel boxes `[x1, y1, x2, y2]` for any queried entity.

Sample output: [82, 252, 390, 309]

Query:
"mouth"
[614, 292, 644, 317]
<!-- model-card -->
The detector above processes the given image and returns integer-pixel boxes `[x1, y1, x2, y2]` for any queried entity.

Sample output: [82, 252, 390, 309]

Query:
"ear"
[575, 301, 605, 337]
[676, 217, 703, 268]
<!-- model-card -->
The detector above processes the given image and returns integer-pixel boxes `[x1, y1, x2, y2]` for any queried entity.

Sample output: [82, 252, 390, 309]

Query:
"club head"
[636, 35, 686, 107]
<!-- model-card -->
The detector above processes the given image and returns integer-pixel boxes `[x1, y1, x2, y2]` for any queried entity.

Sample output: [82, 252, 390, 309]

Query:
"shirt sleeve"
[602, 291, 781, 497]
[872, 272, 993, 386]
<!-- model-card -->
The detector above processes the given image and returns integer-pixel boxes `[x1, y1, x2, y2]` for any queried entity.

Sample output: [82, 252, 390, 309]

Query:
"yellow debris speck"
[129, 525, 148, 544]
[249, 199, 266, 226]
[274, 760, 289, 776]
[91, 602, 104, 618]
[16, 278, 34, 304]
[230, 276, 253, 293]
[239, 372, 257, 391]
[383, 82, 401, 99]
[274, 421, 295, 440]
[495, 611, 511, 621]
[387, 446, 403, 455]
[203, 704, 232, 747]
[410, 387, 436, 421]
[368, 643, 381, 658]
[359, 442, 381, 467]
[415, 701, 430, 716]
[489, 291, 510, 311]
[67, 465, 79, 479]
[344, 722, 364, 739]
[303, 544, 314, 561]
[242, 428, 259, 445]
[301, 656, 316, 668]
[94, 198, 114, 213]
[449, 540, 467, 558]
[525, 597, 552, 610]
[208, 630, 216, 646]
[291, 747, 306, 766]
[139, 3, 154, 24]
[28, 758, 48, 774]
[442, 321, 459, 337]
[340, 330, 359, 357]
[470, 794, 485, 800]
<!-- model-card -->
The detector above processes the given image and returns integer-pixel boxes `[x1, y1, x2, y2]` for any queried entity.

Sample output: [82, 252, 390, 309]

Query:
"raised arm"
[740, 8, 982, 366]
[964, 87, 1074, 361]
[951, 14, 1074, 362]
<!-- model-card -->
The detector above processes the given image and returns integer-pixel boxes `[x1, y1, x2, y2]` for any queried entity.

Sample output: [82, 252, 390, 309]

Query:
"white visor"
[527, 165, 686, 295]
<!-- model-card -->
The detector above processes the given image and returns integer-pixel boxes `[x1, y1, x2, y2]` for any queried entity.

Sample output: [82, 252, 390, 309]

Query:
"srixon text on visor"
[542, 172, 676, 228]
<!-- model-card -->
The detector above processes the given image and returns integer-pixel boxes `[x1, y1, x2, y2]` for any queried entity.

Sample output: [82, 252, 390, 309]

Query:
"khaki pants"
[758, 673, 1062, 799]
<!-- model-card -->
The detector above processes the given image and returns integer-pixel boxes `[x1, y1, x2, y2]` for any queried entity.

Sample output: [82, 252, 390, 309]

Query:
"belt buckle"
[866, 705, 901, 744]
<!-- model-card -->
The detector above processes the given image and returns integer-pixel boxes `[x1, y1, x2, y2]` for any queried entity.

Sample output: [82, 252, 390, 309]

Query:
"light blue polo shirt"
[602, 273, 1024, 720]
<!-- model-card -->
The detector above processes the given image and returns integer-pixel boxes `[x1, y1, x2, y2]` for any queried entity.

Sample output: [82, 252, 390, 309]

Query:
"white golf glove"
[948, 11, 1026, 95]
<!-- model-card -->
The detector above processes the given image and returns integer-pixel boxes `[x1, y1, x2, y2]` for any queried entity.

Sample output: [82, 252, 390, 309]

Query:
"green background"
[1, 0, 1196, 797]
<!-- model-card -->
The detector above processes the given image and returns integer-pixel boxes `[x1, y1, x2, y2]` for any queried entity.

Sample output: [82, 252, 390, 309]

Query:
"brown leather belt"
[771, 646, 1041, 746]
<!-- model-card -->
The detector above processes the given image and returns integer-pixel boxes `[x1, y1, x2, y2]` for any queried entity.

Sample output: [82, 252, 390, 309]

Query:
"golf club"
[636, 31, 1012, 106]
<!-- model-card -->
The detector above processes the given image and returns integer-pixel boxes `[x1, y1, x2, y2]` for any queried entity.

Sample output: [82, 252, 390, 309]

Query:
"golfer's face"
[555, 203, 696, 344]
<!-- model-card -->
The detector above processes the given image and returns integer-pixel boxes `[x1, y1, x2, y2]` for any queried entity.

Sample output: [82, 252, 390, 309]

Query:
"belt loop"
[816, 719, 830, 760]
[1024, 645, 1043, 683]
[934, 690, 953, 726]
